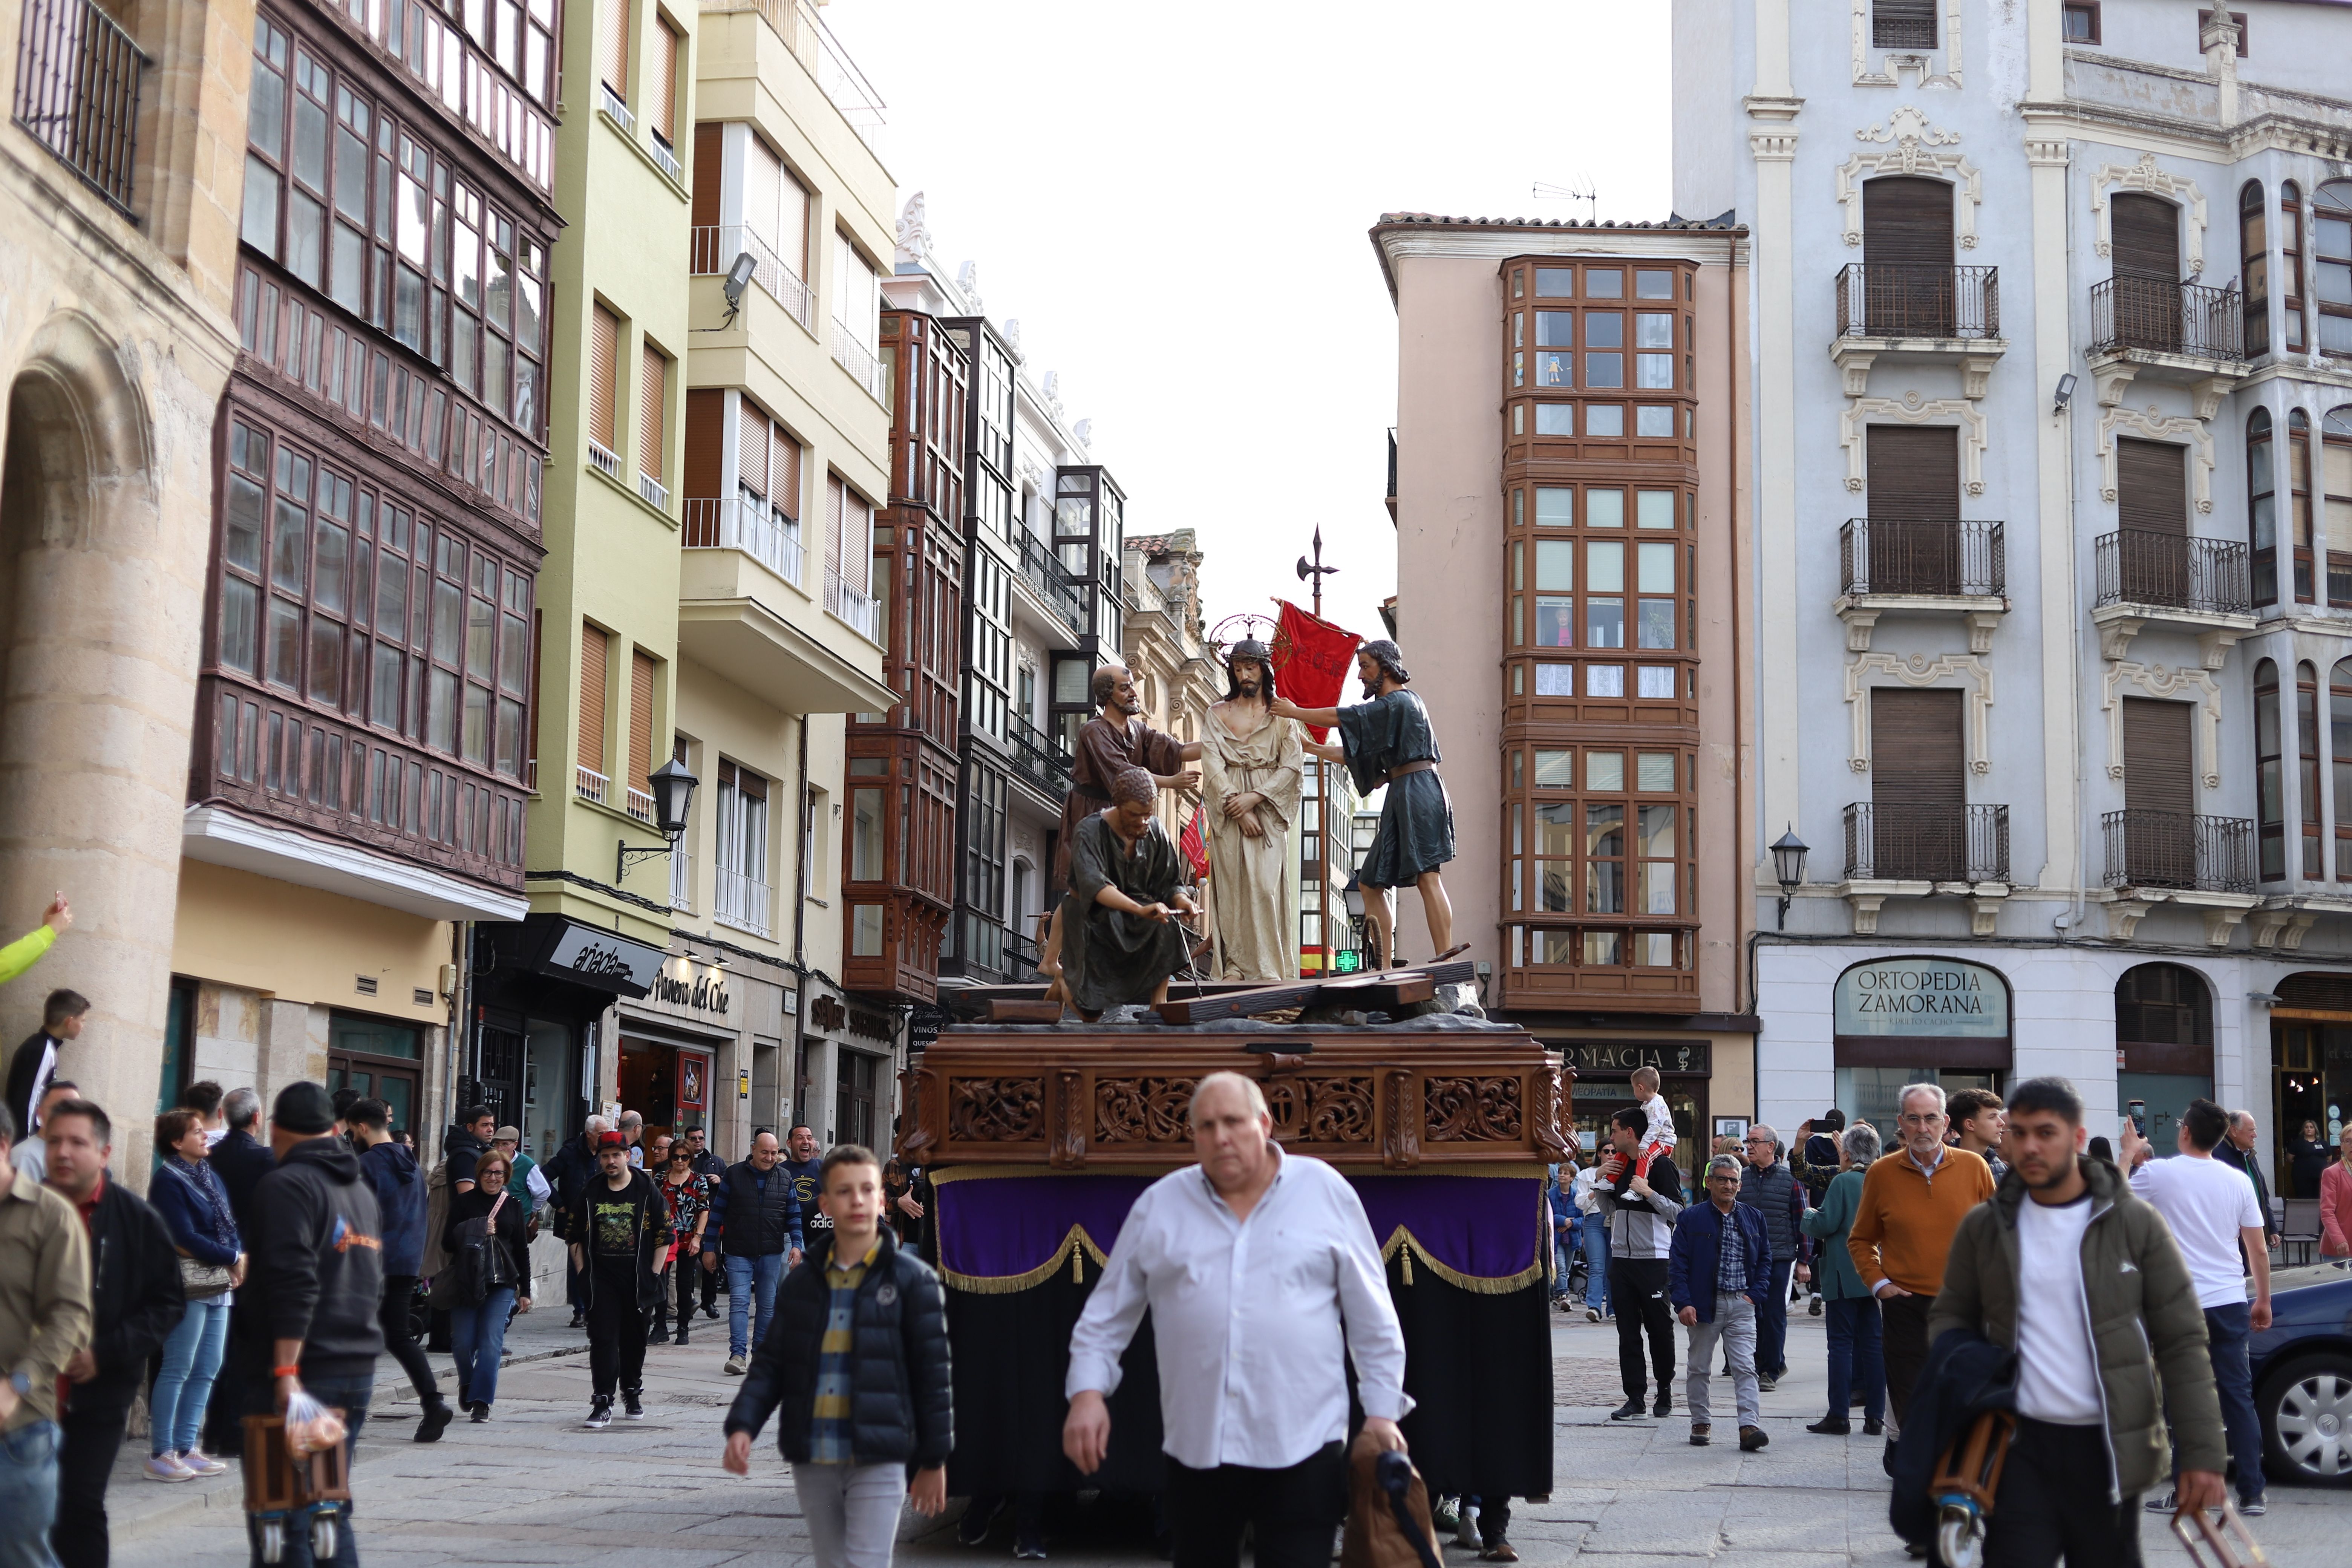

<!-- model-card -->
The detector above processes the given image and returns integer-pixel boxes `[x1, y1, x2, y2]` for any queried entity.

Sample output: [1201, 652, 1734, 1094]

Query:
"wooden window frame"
[1503, 741, 1694, 977]
[2241, 181, 2269, 358]
[2301, 662, 2324, 878]
[2249, 407, 2277, 606]
[2291, 410, 2316, 602]
[2062, 2, 2101, 45]
[2317, 181, 2352, 359]
[2257, 658, 2285, 882]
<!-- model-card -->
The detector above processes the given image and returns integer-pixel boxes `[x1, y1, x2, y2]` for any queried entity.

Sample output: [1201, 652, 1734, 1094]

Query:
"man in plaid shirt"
[1668, 1155, 1773, 1452]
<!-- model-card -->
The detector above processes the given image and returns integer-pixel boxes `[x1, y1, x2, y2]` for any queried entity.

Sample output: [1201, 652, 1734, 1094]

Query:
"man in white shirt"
[6, 1083, 76, 1184]
[2121, 1098, 2273, 1516]
[1063, 1072, 1411, 1568]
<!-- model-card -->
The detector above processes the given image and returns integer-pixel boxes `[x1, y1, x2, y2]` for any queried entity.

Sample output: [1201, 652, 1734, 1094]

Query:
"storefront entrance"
[619, 1033, 718, 1144]
[2271, 972, 2352, 1198]
[1832, 956, 2012, 1130]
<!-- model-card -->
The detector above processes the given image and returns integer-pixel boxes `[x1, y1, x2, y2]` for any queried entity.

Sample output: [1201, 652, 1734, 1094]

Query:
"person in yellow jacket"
[2, 894, 77, 1134]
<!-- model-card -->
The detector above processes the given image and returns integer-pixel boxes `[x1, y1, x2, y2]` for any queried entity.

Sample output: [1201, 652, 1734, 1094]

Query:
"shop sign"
[808, 994, 897, 1042]
[544, 923, 665, 996]
[648, 965, 731, 1017]
[1559, 1040, 1711, 1076]
[1834, 957, 2009, 1039]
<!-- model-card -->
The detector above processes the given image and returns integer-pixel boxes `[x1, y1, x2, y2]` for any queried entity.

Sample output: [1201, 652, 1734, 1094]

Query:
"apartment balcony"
[700, 0, 885, 159]
[690, 224, 813, 330]
[13, 0, 145, 215]
[2087, 277, 2251, 405]
[2090, 528, 2255, 664]
[1834, 518, 2007, 652]
[1007, 715, 1075, 804]
[2102, 810, 2261, 941]
[677, 496, 894, 716]
[714, 866, 773, 939]
[1009, 527, 1088, 641]
[1829, 264, 2004, 395]
[1837, 802, 2010, 935]
[831, 320, 889, 406]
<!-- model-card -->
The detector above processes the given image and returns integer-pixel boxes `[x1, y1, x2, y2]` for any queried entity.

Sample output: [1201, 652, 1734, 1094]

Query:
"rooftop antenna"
[1533, 177, 1598, 222]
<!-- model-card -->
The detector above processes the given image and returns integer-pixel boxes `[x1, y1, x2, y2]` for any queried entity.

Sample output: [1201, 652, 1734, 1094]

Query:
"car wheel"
[2260, 1354, 2352, 1487]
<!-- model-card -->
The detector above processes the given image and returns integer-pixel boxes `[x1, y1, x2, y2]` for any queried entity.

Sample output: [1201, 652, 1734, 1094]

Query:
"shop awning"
[479, 914, 666, 998]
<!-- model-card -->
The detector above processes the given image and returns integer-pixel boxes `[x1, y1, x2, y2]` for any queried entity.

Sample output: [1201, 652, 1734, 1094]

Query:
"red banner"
[1271, 600, 1360, 743]
[1178, 808, 1208, 880]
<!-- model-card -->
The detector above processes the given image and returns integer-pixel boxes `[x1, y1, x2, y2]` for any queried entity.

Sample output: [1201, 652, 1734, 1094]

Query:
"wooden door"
[1866, 425, 1960, 593]
[2122, 697, 2197, 885]
[1864, 177, 1955, 335]
[2116, 438, 2190, 605]
[2112, 193, 2182, 349]
[1871, 688, 1965, 878]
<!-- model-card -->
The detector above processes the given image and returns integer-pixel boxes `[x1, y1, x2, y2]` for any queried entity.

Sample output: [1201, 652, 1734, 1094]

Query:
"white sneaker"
[177, 1449, 229, 1476]
[142, 1453, 195, 1483]
[724, 1354, 748, 1375]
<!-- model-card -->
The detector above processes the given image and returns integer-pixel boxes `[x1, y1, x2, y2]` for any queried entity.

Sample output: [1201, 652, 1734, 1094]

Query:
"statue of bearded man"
[1197, 639, 1303, 982]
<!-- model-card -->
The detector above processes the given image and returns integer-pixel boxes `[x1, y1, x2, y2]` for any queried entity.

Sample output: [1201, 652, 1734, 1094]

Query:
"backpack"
[430, 1193, 514, 1309]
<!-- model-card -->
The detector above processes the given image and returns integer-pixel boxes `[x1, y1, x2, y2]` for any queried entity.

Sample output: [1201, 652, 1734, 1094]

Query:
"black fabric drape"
[940, 1260, 1552, 1502]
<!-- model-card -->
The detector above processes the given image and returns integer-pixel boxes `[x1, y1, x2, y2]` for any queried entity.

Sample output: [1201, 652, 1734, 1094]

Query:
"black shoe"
[674, 1332, 690, 1347]
[1882, 1440, 1897, 1478]
[957, 1495, 1004, 1547]
[585, 1396, 612, 1429]
[1739, 1426, 1769, 1452]
[1806, 1416, 1851, 1436]
[703, 1304, 719, 1320]
[1014, 1530, 1047, 1561]
[469, 1402, 490, 1423]
[1608, 1399, 1645, 1421]
[1863, 1418, 1884, 1436]
[414, 1402, 454, 1443]
[569, 1312, 585, 1329]
[2240, 1496, 2266, 1517]
[622, 1387, 645, 1420]
[1652, 1390, 1672, 1418]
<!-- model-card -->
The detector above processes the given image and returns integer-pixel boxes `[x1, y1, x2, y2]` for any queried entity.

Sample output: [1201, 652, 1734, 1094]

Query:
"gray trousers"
[1683, 1293, 1761, 1428]
[792, 1461, 906, 1568]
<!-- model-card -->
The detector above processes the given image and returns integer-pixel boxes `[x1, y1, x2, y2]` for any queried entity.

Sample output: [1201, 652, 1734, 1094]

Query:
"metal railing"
[625, 784, 656, 824]
[689, 224, 813, 327]
[1843, 802, 2010, 883]
[1840, 518, 2005, 598]
[647, 133, 681, 182]
[1834, 264, 2000, 340]
[669, 847, 692, 911]
[2089, 276, 2245, 361]
[14, 0, 146, 214]
[587, 440, 621, 481]
[1009, 715, 1075, 798]
[576, 764, 609, 805]
[1014, 527, 1088, 630]
[524, 757, 538, 793]
[2103, 809, 2256, 893]
[2093, 529, 2251, 616]
[637, 472, 669, 511]
[831, 320, 889, 405]
[715, 867, 773, 936]
[683, 495, 804, 585]
[599, 81, 633, 133]
[828, 571, 877, 640]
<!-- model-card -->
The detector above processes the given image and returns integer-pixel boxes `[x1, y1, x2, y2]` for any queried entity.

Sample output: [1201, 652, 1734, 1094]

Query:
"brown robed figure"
[1038, 665, 1201, 997]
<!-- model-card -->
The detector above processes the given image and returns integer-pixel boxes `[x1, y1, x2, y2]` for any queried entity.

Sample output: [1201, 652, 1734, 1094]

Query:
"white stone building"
[1678, 0, 2352, 1173]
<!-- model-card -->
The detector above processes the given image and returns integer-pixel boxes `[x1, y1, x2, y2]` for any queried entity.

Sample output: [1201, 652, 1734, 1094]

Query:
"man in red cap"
[569, 1131, 666, 1428]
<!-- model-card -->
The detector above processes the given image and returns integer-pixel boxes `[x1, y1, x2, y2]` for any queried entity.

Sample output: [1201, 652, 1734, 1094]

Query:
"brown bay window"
[2250, 409, 2277, 605]
[2283, 182, 2308, 352]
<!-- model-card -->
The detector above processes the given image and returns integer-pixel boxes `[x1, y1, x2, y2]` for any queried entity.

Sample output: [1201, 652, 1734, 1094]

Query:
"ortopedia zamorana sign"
[1833, 957, 2009, 1039]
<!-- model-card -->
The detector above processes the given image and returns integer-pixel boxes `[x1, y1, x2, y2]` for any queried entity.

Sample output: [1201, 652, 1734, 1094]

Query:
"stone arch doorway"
[2114, 962, 2213, 1154]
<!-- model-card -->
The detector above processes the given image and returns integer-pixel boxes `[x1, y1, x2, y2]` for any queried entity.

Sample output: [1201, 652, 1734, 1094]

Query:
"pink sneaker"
[178, 1449, 228, 1476]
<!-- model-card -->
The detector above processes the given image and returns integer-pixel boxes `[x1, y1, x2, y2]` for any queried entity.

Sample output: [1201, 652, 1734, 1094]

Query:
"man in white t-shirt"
[2122, 1098, 2273, 1515]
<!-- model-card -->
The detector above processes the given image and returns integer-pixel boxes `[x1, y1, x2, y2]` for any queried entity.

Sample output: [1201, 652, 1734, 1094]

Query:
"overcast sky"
[822, 0, 1674, 652]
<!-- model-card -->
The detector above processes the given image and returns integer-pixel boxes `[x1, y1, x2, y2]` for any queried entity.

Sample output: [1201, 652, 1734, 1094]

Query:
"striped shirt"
[808, 1238, 880, 1464]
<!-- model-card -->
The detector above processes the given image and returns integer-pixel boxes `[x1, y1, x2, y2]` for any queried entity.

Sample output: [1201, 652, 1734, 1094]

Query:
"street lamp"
[1770, 826, 1809, 931]
[618, 756, 700, 884]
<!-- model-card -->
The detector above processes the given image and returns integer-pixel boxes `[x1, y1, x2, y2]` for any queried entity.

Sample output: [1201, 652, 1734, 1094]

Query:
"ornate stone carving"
[2096, 405, 2215, 513]
[1531, 1066, 1573, 1160]
[1266, 1076, 1375, 1144]
[1841, 395, 1988, 494]
[1851, 0, 1962, 89]
[1837, 109, 1981, 249]
[948, 1077, 1044, 1142]
[2092, 155, 2208, 276]
[1382, 1069, 1421, 1169]
[2102, 662, 2223, 789]
[1845, 652, 1994, 775]
[1093, 1075, 1200, 1144]
[1424, 1076, 1524, 1142]
[894, 191, 931, 269]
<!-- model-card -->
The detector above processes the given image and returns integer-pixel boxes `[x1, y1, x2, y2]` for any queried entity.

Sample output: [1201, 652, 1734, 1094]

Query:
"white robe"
[1199, 705, 1304, 982]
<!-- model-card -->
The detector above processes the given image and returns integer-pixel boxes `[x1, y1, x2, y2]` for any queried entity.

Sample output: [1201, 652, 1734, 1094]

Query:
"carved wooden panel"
[947, 1076, 1043, 1142]
[1425, 1076, 1525, 1142]
[1095, 1076, 1199, 1144]
[1267, 1076, 1376, 1144]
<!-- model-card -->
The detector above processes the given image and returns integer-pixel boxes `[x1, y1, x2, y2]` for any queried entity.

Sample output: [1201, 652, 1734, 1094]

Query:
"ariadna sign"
[1833, 956, 2009, 1040]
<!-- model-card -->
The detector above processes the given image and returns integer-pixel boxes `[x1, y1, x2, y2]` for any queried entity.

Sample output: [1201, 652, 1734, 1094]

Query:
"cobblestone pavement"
[104, 1300, 2346, 1566]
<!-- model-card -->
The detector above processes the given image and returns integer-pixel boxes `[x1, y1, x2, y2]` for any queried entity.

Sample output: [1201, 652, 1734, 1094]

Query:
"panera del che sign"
[1833, 956, 2009, 1040]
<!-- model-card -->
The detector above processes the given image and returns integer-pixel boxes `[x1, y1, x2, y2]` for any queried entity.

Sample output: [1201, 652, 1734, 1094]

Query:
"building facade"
[1679, 0, 2352, 1179]
[4, 0, 253, 1167]
[1376, 214, 1757, 1150]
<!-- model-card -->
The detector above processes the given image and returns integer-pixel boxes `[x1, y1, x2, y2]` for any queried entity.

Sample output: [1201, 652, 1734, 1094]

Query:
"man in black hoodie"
[236, 1081, 385, 1568]
[41, 1099, 184, 1568]
[351, 1100, 450, 1442]
[570, 1130, 666, 1427]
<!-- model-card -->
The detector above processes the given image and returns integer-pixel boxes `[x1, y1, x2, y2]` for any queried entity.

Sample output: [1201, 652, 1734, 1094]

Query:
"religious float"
[899, 963, 1572, 1506]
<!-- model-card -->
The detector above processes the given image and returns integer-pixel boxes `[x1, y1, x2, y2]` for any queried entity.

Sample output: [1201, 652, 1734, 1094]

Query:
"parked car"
[2251, 1260, 2352, 1487]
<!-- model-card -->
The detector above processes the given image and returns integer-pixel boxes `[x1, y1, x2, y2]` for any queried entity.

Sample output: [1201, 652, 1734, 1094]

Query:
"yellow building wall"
[172, 860, 449, 1021]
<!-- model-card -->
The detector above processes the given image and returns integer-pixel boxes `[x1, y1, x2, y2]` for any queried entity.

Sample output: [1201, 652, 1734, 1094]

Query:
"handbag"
[1341, 1449, 1442, 1568]
[430, 1193, 513, 1309]
[179, 1256, 235, 1299]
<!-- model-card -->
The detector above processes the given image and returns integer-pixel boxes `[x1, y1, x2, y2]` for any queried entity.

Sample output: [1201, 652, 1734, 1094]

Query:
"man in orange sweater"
[1846, 1083, 1996, 1474]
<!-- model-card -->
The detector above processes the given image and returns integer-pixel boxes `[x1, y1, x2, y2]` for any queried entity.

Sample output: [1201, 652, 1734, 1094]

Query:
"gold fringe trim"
[939, 1224, 1110, 1294]
[1377, 1225, 1547, 1294]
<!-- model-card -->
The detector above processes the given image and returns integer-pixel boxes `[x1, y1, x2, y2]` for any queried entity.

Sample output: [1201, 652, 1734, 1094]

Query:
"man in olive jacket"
[1928, 1076, 2224, 1561]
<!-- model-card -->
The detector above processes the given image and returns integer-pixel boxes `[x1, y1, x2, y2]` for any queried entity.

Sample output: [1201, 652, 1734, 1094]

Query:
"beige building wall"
[0, 0, 254, 1173]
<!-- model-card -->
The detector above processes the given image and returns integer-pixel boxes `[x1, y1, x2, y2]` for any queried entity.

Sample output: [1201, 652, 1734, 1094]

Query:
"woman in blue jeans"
[148, 1109, 243, 1481]
[443, 1152, 534, 1419]
[1798, 1121, 1886, 1435]
[1572, 1161, 1611, 1318]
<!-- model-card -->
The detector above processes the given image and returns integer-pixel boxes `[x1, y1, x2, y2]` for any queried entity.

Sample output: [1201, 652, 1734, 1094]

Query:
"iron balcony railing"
[1840, 518, 2005, 598]
[1013, 527, 1088, 631]
[715, 867, 773, 937]
[2089, 276, 2245, 361]
[684, 495, 805, 585]
[14, 0, 146, 214]
[1843, 803, 2010, 884]
[2103, 809, 2256, 894]
[831, 319, 889, 406]
[2093, 529, 2251, 616]
[1834, 264, 2000, 341]
[1009, 715, 1075, 798]
[689, 224, 813, 328]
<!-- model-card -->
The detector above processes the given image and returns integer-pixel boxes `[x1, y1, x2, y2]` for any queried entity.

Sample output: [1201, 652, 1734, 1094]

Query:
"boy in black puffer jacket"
[721, 1144, 951, 1568]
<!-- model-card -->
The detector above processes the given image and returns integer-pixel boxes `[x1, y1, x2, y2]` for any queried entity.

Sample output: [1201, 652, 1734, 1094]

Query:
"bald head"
[1191, 1071, 1268, 1122]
